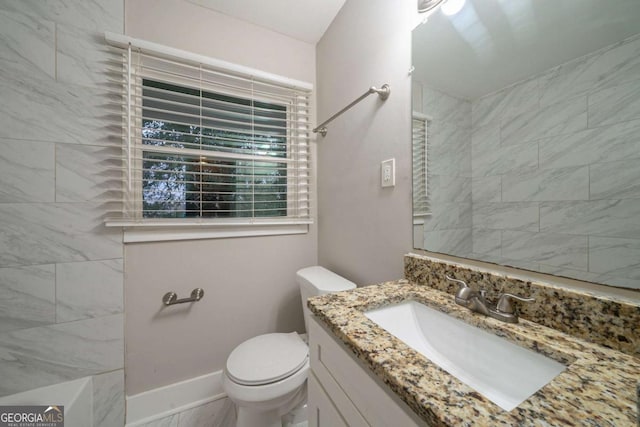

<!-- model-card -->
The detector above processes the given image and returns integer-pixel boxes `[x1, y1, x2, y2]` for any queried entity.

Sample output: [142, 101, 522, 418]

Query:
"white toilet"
[222, 266, 356, 427]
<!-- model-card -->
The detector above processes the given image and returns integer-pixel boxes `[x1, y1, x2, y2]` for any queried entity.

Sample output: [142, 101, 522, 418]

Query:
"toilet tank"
[297, 266, 357, 333]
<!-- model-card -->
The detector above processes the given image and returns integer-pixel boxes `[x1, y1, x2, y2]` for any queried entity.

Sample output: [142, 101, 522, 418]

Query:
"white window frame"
[133, 70, 295, 219]
[104, 33, 313, 242]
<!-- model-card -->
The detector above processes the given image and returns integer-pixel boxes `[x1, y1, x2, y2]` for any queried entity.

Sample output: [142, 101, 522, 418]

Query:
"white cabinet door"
[308, 372, 350, 427]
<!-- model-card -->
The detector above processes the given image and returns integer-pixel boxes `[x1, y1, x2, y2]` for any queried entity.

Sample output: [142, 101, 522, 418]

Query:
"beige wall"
[125, 0, 315, 82]
[316, 0, 415, 285]
[124, 0, 317, 395]
[125, 235, 316, 394]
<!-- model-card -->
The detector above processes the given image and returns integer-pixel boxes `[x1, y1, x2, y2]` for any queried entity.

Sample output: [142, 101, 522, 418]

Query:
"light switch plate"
[381, 158, 395, 187]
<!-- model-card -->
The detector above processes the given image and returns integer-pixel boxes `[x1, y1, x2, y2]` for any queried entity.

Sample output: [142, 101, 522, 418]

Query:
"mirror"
[412, 0, 640, 291]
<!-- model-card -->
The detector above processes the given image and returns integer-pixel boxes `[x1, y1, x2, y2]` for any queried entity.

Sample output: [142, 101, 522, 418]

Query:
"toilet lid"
[226, 332, 309, 386]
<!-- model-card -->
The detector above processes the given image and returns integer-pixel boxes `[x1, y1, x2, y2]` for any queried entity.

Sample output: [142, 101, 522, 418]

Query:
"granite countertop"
[308, 280, 640, 426]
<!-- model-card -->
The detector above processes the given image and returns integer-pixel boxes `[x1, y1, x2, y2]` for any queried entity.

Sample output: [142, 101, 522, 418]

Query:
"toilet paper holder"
[162, 288, 204, 306]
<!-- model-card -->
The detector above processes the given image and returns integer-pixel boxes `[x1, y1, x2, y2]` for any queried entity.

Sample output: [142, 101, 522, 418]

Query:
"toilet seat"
[225, 332, 308, 386]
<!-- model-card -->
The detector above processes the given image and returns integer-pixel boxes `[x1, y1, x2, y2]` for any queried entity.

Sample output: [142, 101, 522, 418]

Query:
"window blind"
[106, 34, 312, 225]
[412, 113, 430, 217]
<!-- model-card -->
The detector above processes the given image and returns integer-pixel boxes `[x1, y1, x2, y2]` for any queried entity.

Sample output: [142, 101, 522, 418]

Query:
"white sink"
[364, 301, 566, 411]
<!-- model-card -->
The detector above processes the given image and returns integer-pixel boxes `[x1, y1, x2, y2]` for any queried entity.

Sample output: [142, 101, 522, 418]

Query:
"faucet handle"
[446, 275, 473, 303]
[446, 275, 468, 288]
[496, 293, 534, 314]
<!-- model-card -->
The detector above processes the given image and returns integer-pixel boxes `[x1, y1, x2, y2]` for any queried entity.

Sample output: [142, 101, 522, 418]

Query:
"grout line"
[587, 164, 591, 201]
[54, 143, 57, 203]
[54, 22, 58, 81]
[586, 235, 590, 273]
[54, 263, 58, 324]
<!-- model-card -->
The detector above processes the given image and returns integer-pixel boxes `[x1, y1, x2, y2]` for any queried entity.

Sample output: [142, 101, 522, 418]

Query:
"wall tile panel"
[423, 202, 471, 232]
[93, 369, 125, 427]
[501, 166, 589, 202]
[0, 265, 55, 333]
[55, 144, 122, 203]
[429, 175, 471, 203]
[0, 203, 122, 267]
[0, 139, 55, 203]
[540, 200, 640, 239]
[471, 176, 501, 203]
[472, 77, 538, 128]
[56, 23, 118, 88]
[588, 79, 640, 127]
[589, 158, 640, 200]
[0, 314, 124, 396]
[0, 0, 123, 33]
[472, 202, 539, 232]
[501, 97, 588, 146]
[422, 229, 472, 256]
[0, 76, 119, 146]
[472, 142, 538, 177]
[501, 230, 588, 270]
[56, 259, 123, 322]
[589, 236, 640, 281]
[538, 119, 640, 169]
[471, 229, 501, 256]
[0, 9, 55, 80]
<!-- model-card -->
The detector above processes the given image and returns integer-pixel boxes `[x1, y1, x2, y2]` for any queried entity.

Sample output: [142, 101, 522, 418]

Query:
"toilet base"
[282, 401, 307, 427]
[236, 401, 308, 427]
[236, 407, 282, 427]
[231, 381, 306, 427]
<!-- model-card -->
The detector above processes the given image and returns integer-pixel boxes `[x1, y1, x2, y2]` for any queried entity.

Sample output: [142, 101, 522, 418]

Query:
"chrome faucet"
[445, 275, 534, 324]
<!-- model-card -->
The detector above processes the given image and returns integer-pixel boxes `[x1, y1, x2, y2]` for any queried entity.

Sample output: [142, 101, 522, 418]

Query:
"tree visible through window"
[140, 79, 288, 218]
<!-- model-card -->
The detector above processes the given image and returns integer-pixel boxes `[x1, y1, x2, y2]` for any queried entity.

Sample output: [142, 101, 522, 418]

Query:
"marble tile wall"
[413, 84, 473, 256]
[470, 34, 640, 290]
[0, 0, 125, 425]
[93, 370, 125, 427]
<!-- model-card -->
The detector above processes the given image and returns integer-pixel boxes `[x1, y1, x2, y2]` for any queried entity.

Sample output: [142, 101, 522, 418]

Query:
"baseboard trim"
[126, 370, 226, 426]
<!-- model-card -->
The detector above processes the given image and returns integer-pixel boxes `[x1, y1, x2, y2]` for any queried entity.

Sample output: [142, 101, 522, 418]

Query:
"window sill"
[413, 213, 432, 225]
[105, 219, 312, 243]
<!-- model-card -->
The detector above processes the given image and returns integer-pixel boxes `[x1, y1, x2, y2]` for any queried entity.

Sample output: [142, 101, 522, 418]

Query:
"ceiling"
[187, 0, 346, 44]
[413, 0, 640, 100]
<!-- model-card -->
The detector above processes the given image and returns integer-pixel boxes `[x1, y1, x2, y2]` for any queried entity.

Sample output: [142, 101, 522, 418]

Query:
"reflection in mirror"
[412, 0, 640, 291]
[412, 113, 430, 223]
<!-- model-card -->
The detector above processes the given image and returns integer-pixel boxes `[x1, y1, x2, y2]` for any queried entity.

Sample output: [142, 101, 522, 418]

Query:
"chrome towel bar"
[313, 84, 390, 137]
[162, 288, 204, 306]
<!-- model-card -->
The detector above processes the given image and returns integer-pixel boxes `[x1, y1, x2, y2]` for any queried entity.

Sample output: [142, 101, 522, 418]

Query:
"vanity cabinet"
[307, 316, 426, 427]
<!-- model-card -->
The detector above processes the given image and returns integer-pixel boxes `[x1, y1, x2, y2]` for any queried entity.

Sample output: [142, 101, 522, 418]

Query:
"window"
[412, 113, 430, 219]
[106, 34, 312, 235]
[140, 79, 289, 219]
